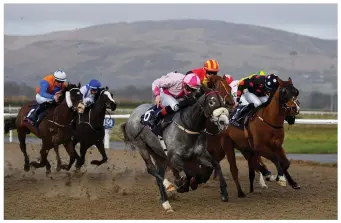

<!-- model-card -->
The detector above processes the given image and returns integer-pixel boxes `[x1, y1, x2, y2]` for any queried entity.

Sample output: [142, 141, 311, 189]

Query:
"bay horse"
[220, 77, 301, 199]
[71, 87, 117, 170]
[4, 83, 85, 175]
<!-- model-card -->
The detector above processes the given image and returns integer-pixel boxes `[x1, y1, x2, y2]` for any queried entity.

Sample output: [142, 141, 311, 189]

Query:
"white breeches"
[160, 91, 179, 111]
[36, 94, 54, 104]
[243, 90, 269, 108]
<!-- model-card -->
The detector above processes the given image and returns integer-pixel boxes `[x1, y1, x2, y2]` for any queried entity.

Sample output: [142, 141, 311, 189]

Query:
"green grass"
[296, 114, 337, 120]
[283, 124, 337, 154]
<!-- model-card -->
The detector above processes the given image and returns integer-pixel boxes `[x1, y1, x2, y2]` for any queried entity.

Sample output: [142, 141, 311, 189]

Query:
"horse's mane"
[206, 75, 224, 89]
[58, 82, 82, 102]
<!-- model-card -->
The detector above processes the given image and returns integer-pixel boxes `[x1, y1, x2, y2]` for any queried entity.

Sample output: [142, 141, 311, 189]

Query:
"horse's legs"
[198, 149, 229, 202]
[17, 129, 30, 171]
[53, 146, 62, 172]
[223, 142, 245, 198]
[30, 142, 52, 175]
[140, 146, 173, 212]
[259, 150, 286, 187]
[60, 140, 78, 171]
[279, 146, 301, 189]
[91, 140, 108, 166]
[75, 143, 87, 170]
[170, 153, 194, 193]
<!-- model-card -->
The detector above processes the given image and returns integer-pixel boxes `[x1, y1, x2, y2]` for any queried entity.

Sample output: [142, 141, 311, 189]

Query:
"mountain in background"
[4, 19, 338, 96]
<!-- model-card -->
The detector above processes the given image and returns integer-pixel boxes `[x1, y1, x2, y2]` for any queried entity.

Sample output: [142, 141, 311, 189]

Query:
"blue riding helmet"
[88, 79, 102, 89]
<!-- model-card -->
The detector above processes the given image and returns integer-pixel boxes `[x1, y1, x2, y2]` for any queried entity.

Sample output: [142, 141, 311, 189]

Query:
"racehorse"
[121, 88, 230, 212]
[220, 77, 301, 199]
[169, 75, 236, 193]
[4, 83, 85, 175]
[70, 87, 117, 170]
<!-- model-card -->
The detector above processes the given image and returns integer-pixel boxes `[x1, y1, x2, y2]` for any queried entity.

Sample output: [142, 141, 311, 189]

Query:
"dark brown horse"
[220, 77, 301, 199]
[4, 83, 85, 175]
[71, 87, 117, 170]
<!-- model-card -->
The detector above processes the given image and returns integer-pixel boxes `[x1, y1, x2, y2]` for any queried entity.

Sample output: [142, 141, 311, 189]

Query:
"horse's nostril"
[219, 120, 225, 125]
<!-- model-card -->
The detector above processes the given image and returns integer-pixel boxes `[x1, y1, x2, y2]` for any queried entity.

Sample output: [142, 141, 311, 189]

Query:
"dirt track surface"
[4, 143, 337, 220]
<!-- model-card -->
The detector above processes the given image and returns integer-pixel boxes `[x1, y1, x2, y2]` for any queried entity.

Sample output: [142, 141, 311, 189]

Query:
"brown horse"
[4, 83, 85, 174]
[220, 77, 301, 198]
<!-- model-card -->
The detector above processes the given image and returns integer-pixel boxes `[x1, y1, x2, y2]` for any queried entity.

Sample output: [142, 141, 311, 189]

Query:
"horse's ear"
[288, 77, 292, 83]
[105, 86, 109, 90]
[78, 82, 81, 88]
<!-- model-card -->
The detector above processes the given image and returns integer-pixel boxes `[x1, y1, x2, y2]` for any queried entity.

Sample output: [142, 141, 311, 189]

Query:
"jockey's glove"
[178, 95, 197, 109]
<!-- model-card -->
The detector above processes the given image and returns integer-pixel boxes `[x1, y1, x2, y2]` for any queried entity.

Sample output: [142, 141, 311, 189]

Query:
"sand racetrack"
[4, 143, 337, 220]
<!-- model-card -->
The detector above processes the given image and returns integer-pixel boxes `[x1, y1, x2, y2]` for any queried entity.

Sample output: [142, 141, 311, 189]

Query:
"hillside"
[4, 19, 338, 93]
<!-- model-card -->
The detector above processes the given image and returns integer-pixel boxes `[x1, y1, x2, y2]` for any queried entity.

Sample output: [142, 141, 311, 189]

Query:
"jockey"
[150, 72, 201, 128]
[24, 70, 68, 126]
[80, 79, 102, 107]
[186, 59, 220, 87]
[236, 73, 279, 113]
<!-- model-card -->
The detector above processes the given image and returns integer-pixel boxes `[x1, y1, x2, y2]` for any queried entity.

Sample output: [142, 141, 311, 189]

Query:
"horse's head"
[64, 83, 85, 114]
[95, 86, 117, 111]
[206, 75, 235, 109]
[274, 77, 300, 116]
[198, 87, 230, 131]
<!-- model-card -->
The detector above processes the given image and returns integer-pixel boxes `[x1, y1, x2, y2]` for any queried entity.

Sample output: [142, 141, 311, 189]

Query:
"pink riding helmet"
[183, 73, 201, 89]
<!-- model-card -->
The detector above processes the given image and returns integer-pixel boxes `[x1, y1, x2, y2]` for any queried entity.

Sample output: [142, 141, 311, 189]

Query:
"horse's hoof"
[278, 176, 287, 187]
[261, 184, 268, 189]
[292, 183, 301, 190]
[56, 167, 61, 172]
[46, 171, 51, 176]
[190, 177, 198, 190]
[24, 164, 30, 172]
[238, 191, 246, 198]
[176, 186, 189, 193]
[90, 160, 102, 166]
[60, 164, 69, 170]
[162, 201, 174, 213]
[221, 195, 229, 202]
[166, 208, 174, 213]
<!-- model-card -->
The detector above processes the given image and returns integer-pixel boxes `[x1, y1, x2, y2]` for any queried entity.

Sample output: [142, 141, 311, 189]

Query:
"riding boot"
[151, 105, 174, 135]
[33, 103, 48, 126]
[24, 104, 42, 126]
[246, 103, 256, 116]
[236, 103, 255, 121]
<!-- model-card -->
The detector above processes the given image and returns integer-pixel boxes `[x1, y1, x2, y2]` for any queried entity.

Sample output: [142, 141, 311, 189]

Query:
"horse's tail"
[120, 122, 129, 143]
[5, 117, 17, 134]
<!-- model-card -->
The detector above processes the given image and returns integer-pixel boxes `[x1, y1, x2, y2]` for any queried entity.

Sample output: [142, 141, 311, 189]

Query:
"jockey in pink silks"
[149, 71, 201, 127]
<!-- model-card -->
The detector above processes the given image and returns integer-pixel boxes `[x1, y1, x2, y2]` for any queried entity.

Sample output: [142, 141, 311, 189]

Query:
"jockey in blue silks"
[80, 79, 102, 107]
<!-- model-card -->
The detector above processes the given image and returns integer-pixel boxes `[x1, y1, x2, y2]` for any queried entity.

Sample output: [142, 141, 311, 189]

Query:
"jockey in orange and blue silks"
[24, 70, 68, 126]
[80, 79, 102, 107]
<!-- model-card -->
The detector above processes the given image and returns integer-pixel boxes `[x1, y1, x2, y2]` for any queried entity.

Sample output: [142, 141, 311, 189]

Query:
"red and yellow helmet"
[204, 59, 219, 73]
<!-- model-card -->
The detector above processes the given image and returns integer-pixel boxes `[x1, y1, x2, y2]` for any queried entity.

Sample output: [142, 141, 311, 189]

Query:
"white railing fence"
[4, 113, 338, 149]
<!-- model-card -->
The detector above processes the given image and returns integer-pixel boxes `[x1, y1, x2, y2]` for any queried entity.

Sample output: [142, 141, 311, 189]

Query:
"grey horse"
[121, 89, 230, 212]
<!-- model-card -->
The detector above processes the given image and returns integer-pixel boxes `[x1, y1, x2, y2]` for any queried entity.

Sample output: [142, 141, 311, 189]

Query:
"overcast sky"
[4, 4, 338, 39]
